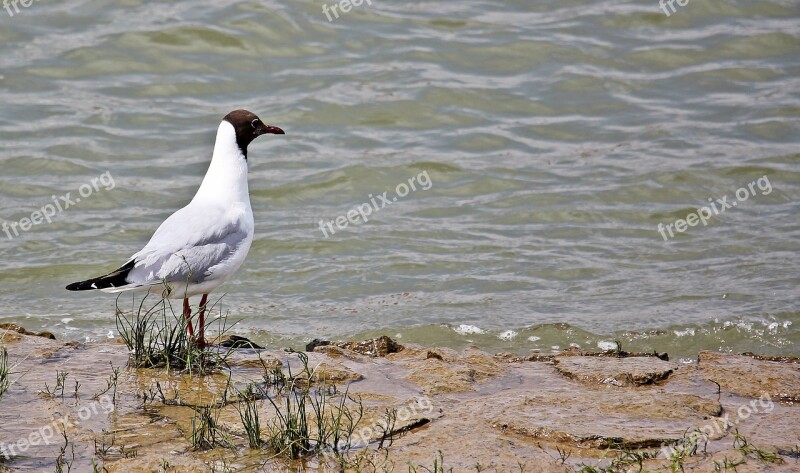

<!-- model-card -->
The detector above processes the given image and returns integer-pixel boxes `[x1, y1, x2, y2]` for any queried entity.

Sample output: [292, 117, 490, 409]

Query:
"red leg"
[183, 297, 195, 338]
[198, 293, 208, 347]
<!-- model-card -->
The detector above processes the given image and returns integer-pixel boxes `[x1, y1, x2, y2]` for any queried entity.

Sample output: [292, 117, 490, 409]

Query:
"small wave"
[453, 324, 485, 335]
[673, 328, 696, 337]
[498, 330, 518, 340]
[597, 341, 618, 351]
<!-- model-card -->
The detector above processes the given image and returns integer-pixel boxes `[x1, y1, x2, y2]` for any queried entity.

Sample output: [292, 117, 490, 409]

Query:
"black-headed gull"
[66, 110, 284, 346]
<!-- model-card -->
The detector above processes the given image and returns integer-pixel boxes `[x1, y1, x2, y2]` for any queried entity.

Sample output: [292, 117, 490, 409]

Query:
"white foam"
[498, 330, 518, 340]
[767, 322, 779, 332]
[597, 341, 617, 351]
[454, 324, 485, 335]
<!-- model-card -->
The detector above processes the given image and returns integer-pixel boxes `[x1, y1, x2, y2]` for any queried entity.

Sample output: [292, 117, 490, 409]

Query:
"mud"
[0, 331, 798, 472]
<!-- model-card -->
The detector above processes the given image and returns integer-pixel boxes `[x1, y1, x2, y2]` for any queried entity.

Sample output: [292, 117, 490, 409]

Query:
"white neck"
[193, 121, 250, 205]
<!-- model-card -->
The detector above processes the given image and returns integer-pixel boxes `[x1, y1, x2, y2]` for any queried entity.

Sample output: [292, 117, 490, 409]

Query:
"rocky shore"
[0, 327, 798, 472]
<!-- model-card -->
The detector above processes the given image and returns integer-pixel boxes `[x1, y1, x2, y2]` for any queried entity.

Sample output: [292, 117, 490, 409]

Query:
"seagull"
[66, 110, 284, 346]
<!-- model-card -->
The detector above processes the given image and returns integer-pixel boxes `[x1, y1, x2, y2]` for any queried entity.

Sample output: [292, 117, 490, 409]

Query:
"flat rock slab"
[476, 383, 721, 449]
[697, 351, 800, 403]
[553, 355, 678, 387]
[391, 346, 505, 394]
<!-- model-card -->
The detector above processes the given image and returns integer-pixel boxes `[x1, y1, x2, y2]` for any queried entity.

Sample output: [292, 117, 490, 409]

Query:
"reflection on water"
[0, 0, 797, 357]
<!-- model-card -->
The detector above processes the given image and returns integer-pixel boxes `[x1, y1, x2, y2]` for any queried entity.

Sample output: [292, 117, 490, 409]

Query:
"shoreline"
[0, 327, 798, 472]
[1, 316, 797, 363]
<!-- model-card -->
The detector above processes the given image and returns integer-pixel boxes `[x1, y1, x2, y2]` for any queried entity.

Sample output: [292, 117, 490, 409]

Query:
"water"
[0, 0, 797, 359]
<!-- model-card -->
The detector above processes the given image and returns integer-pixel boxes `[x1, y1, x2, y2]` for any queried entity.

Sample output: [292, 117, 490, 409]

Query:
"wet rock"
[227, 354, 282, 370]
[390, 345, 459, 362]
[310, 362, 364, 384]
[527, 353, 556, 362]
[0, 331, 22, 342]
[554, 355, 678, 387]
[425, 350, 444, 360]
[0, 323, 56, 340]
[336, 335, 404, 357]
[487, 387, 722, 449]
[311, 344, 347, 358]
[306, 338, 330, 352]
[216, 334, 264, 349]
[355, 405, 437, 445]
[1, 322, 29, 333]
[741, 352, 800, 364]
[561, 346, 669, 361]
[697, 351, 800, 403]
[493, 352, 523, 362]
[403, 347, 504, 394]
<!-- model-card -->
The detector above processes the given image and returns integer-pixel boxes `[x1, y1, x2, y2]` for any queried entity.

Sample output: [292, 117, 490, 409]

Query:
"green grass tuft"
[115, 291, 234, 374]
[0, 346, 9, 400]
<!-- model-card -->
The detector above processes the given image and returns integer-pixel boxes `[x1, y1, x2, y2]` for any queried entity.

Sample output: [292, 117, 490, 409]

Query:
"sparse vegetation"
[41, 370, 69, 398]
[377, 407, 398, 449]
[115, 291, 234, 374]
[575, 446, 659, 473]
[235, 383, 263, 449]
[92, 362, 120, 405]
[93, 428, 138, 462]
[576, 466, 603, 473]
[573, 426, 787, 473]
[190, 405, 235, 451]
[732, 429, 783, 464]
[662, 429, 708, 473]
[263, 350, 363, 460]
[610, 448, 659, 472]
[55, 428, 75, 473]
[408, 450, 452, 473]
[0, 346, 9, 400]
[712, 455, 745, 471]
[556, 446, 572, 465]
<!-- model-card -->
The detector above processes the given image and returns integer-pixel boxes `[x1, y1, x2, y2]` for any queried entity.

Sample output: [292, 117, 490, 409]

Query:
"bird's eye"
[250, 119, 260, 130]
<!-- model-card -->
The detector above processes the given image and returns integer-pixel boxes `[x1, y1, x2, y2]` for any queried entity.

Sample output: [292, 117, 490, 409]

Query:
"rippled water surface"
[0, 0, 798, 358]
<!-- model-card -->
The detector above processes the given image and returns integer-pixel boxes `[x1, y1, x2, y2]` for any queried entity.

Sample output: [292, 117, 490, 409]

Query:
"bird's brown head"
[223, 109, 284, 159]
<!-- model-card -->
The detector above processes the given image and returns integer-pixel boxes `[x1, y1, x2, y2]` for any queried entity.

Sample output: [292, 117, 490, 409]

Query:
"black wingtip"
[66, 281, 88, 291]
[66, 260, 136, 292]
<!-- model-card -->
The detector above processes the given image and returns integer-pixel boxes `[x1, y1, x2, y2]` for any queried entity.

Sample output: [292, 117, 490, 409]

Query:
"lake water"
[0, 0, 798, 359]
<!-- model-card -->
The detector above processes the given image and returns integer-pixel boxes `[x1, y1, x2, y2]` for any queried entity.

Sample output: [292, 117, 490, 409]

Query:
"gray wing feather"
[125, 204, 249, 286]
